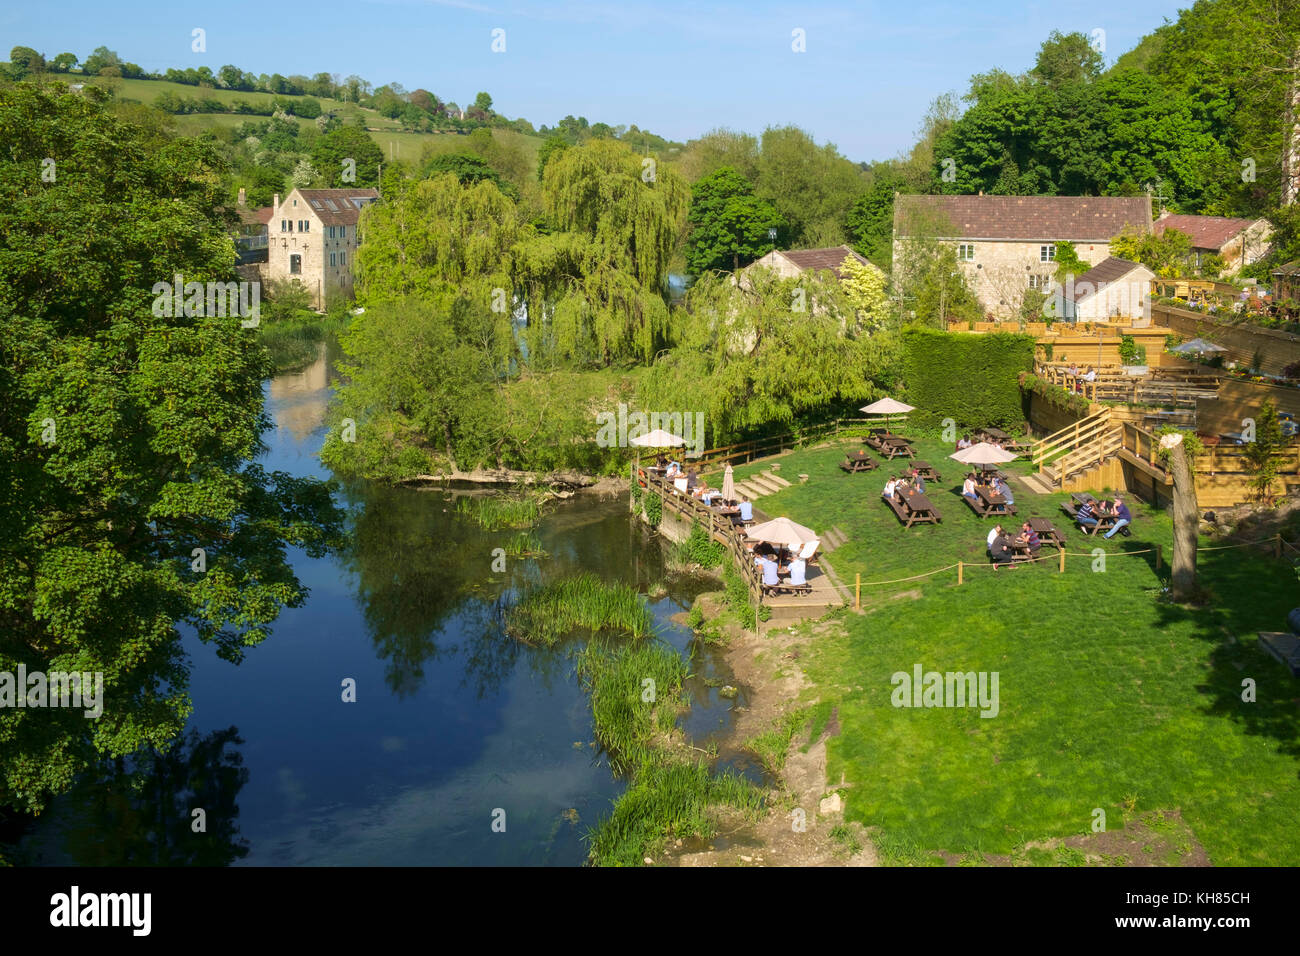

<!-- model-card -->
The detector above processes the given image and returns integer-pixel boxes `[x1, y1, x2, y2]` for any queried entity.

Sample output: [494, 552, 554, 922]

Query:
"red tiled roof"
[894, 194, 1152, 242]
[291, 188, 380, 226]
[778, 245, 876, 278]
[1154, 213, 1257, 251]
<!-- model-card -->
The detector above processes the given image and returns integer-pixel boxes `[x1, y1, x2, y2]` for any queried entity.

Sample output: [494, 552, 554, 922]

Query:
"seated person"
[654, 454, 668, 469]
[989, 532, 1016, 570]
[1015, 522, 1041, 554]
[995, 476, 1015, 506]
[909, 467, 926, 493]
[956, 434, 972, 450]
[664, 460, 682, 477]
[685, 468, 700, 491]
[882, 475, 899, 499]
[1076, 499, 1099, 534]
[738, 500, 753, 522]
[1103, 496, 1132, 539]
[756, 554, 780, 588]
[788, 557, 807, 587]
[986, 524, 1004, 553]
[962, 474, 979, 500]
[1083, 366, 1097, 383]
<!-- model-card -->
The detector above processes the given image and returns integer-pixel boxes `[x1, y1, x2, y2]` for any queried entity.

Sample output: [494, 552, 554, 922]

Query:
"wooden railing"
[1119, 421, 1168, 476]
[1033, 362, 1219, 407]
[692, 418, 886, 470]
[1031, 407, 1113, 473]
[1055, 426, 1122, 484]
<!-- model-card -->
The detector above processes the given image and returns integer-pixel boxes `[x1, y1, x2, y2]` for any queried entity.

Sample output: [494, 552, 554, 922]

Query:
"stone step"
[746, 475, 784, 497]
[763, 471, 792, 488]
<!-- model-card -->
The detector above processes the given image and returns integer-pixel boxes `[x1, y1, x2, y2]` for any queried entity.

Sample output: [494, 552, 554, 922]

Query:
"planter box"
[974, 322, 997, 332]
[997, 323, 1021, 333]
[1025, 322, 1048, 335]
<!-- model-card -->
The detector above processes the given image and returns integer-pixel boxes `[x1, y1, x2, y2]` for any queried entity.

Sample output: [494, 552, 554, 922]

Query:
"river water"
[11, 344, 750, 866]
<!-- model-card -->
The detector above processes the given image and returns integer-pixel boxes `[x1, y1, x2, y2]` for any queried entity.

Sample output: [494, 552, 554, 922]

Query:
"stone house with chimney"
[265, 187, 380, 310]
[893, 194, 1153, 318]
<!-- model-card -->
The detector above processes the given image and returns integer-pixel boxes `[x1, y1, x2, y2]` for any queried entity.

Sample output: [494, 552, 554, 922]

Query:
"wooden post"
[1276, 533, 1283, 559]
[1059, 549, 1065, 573]
[1156, 543, 1163, 570]
[957, 561, 963, 585]
[855, 573, 861, 608]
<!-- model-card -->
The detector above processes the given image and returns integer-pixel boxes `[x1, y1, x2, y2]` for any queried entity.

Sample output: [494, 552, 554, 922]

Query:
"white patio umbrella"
[859, 397, 916, 415]
[949, 442, 1019, 465]
[1170, 337, 1226, 356]
[746, 516, 818, 549]
[629, 428, 686, 471]
[860, 396, 916, 430]
[721, 464, 736, 503]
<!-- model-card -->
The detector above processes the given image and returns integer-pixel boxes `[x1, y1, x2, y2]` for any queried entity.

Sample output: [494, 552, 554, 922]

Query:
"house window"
[328, 226, 335, 239]
[340, 251, 347, 266]
[957, 243, 975, 261]
[1040, 244, 1056, 262]
[1028, 275, 1045, 289]
[301, 220, 309, 232]
[330, 252, 337, 267]
[290, 254, 302, 275]
[280, 219, 287, 233]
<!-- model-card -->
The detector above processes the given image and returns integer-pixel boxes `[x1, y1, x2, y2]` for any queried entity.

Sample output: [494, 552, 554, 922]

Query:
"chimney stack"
[273, 193, 280, 213]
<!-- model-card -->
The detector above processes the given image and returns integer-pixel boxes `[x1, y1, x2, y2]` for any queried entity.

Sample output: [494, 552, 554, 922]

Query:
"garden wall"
[1195, 377, 1300, 436]
[1152, 304, 1300, 378]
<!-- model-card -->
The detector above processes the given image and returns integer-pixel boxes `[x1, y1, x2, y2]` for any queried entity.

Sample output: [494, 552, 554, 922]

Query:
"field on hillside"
[710, 435, 1300, 865]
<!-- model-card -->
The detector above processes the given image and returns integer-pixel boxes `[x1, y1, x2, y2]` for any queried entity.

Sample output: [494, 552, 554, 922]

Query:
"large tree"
[683, 166, 782, 274]
[0, 82, 342, 813]
[310, 125, 384, 187]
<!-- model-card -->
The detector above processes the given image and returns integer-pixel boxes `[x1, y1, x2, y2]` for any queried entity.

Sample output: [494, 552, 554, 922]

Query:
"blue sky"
[9, 0, 1182, 163]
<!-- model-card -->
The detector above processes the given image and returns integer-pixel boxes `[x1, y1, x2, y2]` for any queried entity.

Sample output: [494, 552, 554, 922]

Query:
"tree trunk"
[1167, 438, 1199, 601]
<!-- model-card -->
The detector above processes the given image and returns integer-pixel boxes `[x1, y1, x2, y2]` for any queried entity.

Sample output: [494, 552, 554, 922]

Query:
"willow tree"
[528, 139, 689, 364]
[640, 268, 900, 443]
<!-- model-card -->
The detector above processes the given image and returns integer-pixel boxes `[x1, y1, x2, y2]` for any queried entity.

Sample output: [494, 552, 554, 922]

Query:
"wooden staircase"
[733, 468, 791, 501]
[1030, 408, 1124, 491]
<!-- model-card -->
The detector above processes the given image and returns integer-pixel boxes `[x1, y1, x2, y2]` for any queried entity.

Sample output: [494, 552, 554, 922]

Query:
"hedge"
[901, 327, 1036, 430]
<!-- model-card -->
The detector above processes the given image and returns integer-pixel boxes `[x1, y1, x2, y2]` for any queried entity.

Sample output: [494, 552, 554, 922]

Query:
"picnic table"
[964, 483, 1017, 518]
[912, 460, 941, 482]
[839, 451, 879, 473]
[884, 488, 941, 528]
[968, 463, 1007, 481]
[1060, 500, 1118, 535]
[1027, 517, 1066, 551]
[879, 437, 916, 460]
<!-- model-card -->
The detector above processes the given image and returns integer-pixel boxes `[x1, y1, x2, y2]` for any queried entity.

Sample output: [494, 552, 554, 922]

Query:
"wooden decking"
[638, 470, 847, 619]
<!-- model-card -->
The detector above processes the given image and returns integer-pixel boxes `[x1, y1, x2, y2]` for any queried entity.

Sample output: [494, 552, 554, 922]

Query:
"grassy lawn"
[715, 435, 1300, 865]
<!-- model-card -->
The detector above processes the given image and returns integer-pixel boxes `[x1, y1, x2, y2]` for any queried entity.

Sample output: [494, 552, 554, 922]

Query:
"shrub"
[505, 573, 653, 646]
[902, 328, 1035, 430]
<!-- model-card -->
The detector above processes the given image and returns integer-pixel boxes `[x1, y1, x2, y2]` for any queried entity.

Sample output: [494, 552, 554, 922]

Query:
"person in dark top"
[990, 532, 1017, 570]
[1015, 521, 1041, 555]
[1103, 496, 1133, 538]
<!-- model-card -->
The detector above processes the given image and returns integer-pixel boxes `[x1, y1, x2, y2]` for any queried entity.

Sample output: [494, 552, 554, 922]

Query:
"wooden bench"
[764, 580, 813, 597]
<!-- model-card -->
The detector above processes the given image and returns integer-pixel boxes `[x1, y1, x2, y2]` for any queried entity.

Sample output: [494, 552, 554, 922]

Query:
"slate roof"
[237, 205, 274, 226]
[1066, 256, 1151, 302]
[293, 188, 380, 226]
[1154, 213, 1258, 251]
[777, 245, 877, 278]
[894, 195, 1152, 242]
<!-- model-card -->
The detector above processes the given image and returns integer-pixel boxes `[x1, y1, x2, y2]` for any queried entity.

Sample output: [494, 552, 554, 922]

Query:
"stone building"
[745, 245, 882, 280]
[1047, 256, 1155, 323]
[265, 187, 380, 310]
[893, 194, 1153, 318]
[1153, 212, 1273, 275]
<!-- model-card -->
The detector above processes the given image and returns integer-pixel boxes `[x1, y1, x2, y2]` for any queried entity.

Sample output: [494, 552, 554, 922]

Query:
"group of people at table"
[1074, 495, 1132, 538]
[961, 472, 1015, 507]
[747, 541, 810, 590]
[653, 456, 753, 520]
[881, 468, 929, 500]
[985, 522, 1043, 570]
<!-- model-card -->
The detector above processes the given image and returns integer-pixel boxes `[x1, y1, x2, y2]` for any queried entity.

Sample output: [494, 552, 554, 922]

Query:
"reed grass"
[578, 640, 764, 866]
[505, 573, 653, 647]
[455, 493, 542, 531]
[501, 531, 545, 558]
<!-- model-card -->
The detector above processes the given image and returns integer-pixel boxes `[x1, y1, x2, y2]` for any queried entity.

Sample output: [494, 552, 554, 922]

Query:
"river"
[10, 343, 751, 866]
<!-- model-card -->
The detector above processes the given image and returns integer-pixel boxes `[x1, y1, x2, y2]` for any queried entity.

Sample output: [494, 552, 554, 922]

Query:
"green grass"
[710, 435, 1300, 865]
[455, 493, 542, 531]
[505, 573, 653, 647]
[501, 531, 545, 558]
[578, 641, 764, 865]
[745, 707, 813, 774]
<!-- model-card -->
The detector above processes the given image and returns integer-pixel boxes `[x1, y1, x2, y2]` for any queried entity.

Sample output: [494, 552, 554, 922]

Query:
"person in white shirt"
[882, 476, 898, 499]
[788, 557, 807, 586]
[962, 475, 978, 500]
[986, 523, 1004, 552]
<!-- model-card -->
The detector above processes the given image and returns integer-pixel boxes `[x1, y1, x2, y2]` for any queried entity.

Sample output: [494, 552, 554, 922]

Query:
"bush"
[902, 328, 1035, 430]
[642, 492, 662, 528]
[673, 520, 725, 568]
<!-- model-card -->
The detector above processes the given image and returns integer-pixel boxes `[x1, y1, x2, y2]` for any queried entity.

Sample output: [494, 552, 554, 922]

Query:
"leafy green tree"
[683, 166, 782, 274]
[753, 126, 866, 246]
[48, 52, 78, 73]
[1053, 240, 1088, 282]
[838, 255, 893, 331]
[9, 46, 45, 77]
[1031, 30, 1104, 87]
[423, 152, 517, 199]
[0, 82, 342, 813]
[846, 174, 905, 268]
[474, 91, 494, 113]
[1110, 226, 1197, 277]
[310, 125, 383, 187]
[536, 134, 570, 180]
[80, 45, 120, 75]
[1243, 398, 1285, 501]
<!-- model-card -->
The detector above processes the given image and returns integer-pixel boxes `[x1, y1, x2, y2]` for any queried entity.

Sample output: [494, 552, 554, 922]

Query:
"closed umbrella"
[722, 464, 736, 503]
[949, 442, 1019, 465]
